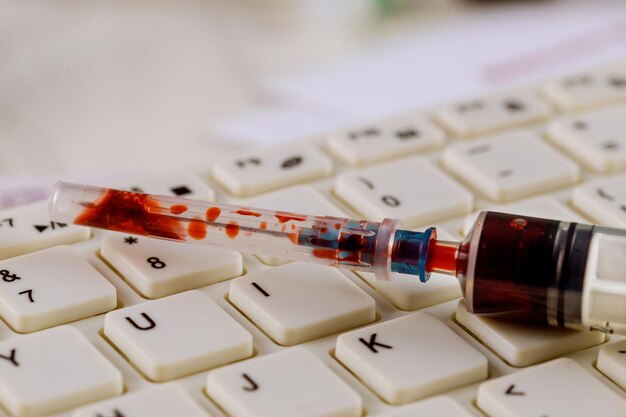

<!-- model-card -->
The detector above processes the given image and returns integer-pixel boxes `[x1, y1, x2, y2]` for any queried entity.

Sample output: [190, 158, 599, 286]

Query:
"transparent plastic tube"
[49, 182, 440, 281]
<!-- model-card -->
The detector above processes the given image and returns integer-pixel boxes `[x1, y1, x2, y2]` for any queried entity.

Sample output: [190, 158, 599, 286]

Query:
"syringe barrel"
[48, 181, 426, 281]
[459, 211, 626, 334]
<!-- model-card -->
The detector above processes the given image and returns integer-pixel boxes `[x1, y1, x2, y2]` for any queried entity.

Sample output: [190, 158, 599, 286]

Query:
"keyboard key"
[379, 396, 474, 417]
[546, 105, 626, 173]
[0, 200, 90, 260]
[241, 185, 347, 266]
[229, 262, 375, 345]
[571, 174, 626, 227]
[73, 385, 211, 417]
[542, 62, 626, 110]
[104, 290, 252, 381]
[212, 145, 333, 196]
[456, 300, 604, 367]
[356, 228, 461, 311]
[443, 130, 580, 202]
[0, 326, 122, 417]
[597, 339, 626, 391]
[334, 157, 473, 227]
[206, 348, 362, 417]
[326, 115, 445, 166]
[435, 89, 552, 137]
[461, 195, 586, 235]
[335, 312, 487, 404]
[477, 358, 626, 417]
[101, 233, 242, 298]
[0, 246, 116, 333]
[126, 172, 216, 201]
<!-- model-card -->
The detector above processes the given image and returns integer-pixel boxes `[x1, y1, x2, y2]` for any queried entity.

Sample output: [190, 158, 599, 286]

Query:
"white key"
[435, 89, 552, 137]
[443, 130, 580, 202]
[0, 246, 116, 333]
[571, 174, 626, 227]
[379, 396, 474, 417]
[546, 105, 626, 173]
[597, 339, 626, 391]
[461, 195, 586, 236]
[477, 358, 626, 417]
[101, 233, 242, 298]
[0, 200, 90, 260]
[229, 262, 375, 345]
[326, 115, 445, 166]
[334, 157, 473, 228]
[542, 62, 626, 110]
[206, 348, 362, 417]
[212, 145, 333, 196]
[456, 300, 604, 367]
[104, 290, 252, 381]
[125, 172, 216, 201]
[0, 326, 122, 417]
[241, 185, 347, 265]
[356, 228, 461, 310]
[335, 312, 487, 405]
[73, 385, 211, 417]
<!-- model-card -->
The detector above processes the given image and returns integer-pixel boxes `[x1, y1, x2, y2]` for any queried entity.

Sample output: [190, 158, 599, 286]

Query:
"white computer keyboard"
[1, 61, 626, 417]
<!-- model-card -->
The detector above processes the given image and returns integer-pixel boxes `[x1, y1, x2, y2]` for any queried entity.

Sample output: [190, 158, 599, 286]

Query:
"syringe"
[49, 181, 626, 334]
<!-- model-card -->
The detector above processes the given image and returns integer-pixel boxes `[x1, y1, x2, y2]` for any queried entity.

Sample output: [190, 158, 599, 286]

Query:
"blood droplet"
[206, 207, 221, 222]
[334, 223, 341, 230]
[225, 221, 239, 239]
[312, 248, 337, 260]
[188, 219, 207, 240]
[275, 212, 306, 223]
[170, 204, 188, 215]
[235, 209, 262, 217]
[260, 222, 267, 230]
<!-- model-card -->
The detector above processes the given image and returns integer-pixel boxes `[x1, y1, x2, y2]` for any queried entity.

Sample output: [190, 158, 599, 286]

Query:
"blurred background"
[1, 0, 626, 205]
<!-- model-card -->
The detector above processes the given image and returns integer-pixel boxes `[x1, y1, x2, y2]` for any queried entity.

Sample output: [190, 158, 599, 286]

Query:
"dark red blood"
[275, 212, 306, 223]
[170, 204, 188, 215]
[225, 221, 239, 239]
[320, 227, 328, 234]
[206, 207, 221, 222]
[235, 209, 262, 217]
[333, 223, 341, 230]
[312, 249, 336, 260]
[188, 219, 207, 240]
[260, 222, 267, 230]
[74, 189, 182, 240]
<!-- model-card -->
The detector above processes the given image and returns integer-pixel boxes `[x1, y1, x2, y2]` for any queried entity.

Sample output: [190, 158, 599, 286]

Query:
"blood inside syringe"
[74, 188, 459, 277]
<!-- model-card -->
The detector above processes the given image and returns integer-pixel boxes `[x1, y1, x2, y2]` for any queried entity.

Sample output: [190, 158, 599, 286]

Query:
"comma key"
[0, 326, 122, 417]
[477, 358, 626, 417]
